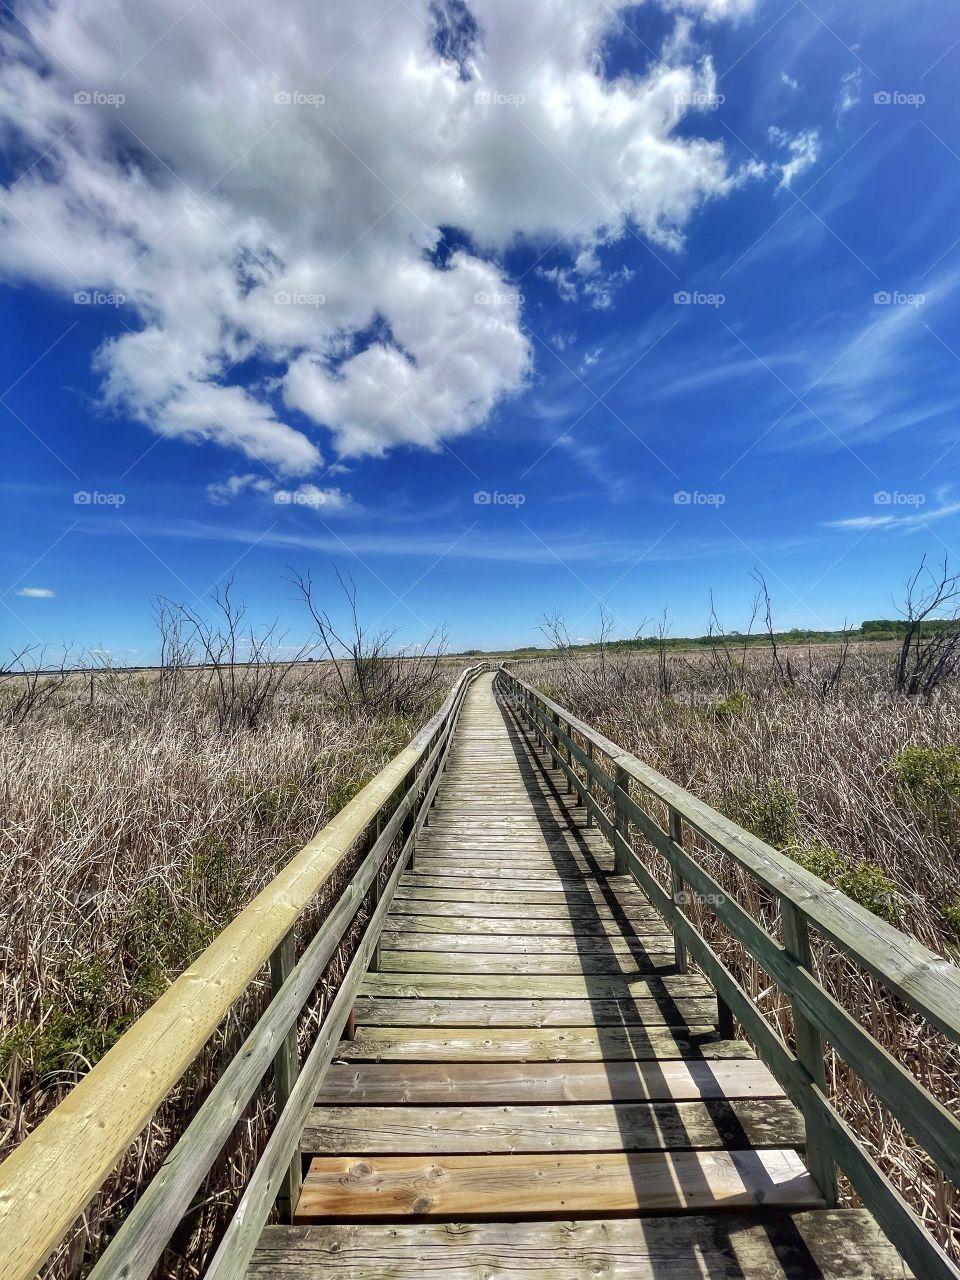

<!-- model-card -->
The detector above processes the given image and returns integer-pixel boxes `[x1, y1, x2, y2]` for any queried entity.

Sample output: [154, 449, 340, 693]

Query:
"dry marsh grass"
[525, 640, 960, 1259]
[0, 659, 449, 1275]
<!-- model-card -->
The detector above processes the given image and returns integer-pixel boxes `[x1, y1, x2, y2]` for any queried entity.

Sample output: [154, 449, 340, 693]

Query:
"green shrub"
[730, 781, 800, 849]
[837, 863, 902, 924]
[255, 780, 301, 821]
[710, 689, 749, 722]
[941, 900, 960, 940]
[0, 955, 132, 1077]
[789, 839, 841, 881]
[325, 772, 372, 816]
[785, 842, 902, 923]
[893, 744, 960, 842]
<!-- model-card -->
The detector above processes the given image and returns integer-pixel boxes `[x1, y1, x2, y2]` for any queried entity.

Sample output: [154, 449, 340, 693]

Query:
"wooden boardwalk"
[248, 672, 908, 1278]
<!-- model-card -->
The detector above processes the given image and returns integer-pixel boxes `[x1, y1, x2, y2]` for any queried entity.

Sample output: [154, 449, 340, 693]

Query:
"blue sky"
[2, 0, 960, 658]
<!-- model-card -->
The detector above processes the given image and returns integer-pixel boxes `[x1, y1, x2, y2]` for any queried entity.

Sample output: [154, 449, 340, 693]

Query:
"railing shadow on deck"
[491, 675, 815, 1280]
[496, 664, 960, 1280]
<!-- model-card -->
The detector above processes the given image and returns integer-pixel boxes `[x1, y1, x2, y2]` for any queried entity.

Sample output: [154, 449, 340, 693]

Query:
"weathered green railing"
[498, 666, 960, 1280]
[0, 663, 487, 1280]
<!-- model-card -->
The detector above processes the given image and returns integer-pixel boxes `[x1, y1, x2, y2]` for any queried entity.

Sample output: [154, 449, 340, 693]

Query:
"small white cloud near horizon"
[16, 587, 56, 598]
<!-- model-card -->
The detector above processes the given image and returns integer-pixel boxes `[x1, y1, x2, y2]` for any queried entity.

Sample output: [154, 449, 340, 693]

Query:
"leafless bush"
[894, 555, 960, 697]
[168, 578, 315, 730]
[292, 567, 447, 717]
[0, 647, 71, 727]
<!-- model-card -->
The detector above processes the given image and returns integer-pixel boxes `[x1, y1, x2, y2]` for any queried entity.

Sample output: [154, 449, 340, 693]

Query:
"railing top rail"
[500, 666, 960, 1046]
[0, 662, 487, 1280]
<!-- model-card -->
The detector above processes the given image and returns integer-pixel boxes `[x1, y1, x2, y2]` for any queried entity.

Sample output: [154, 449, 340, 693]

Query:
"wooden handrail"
[0, 663, 487, 1280]
[499, 666, 960, 1280]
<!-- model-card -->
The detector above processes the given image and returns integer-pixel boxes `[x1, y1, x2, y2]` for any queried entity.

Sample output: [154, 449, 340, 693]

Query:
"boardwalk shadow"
[490, 675, 825, 1280]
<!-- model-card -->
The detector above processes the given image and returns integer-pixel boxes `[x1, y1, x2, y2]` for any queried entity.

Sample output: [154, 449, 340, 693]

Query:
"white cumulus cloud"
[1, 0, 757, 472]
[16, 587, 56, 598]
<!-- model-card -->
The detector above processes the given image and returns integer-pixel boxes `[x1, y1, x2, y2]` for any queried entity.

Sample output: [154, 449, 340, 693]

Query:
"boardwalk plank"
[353, 995, 718, 1027]
[301, 1099, 805, 1154]
[294, 1151, 824, 1219]
[249, 1213, 913, 1279]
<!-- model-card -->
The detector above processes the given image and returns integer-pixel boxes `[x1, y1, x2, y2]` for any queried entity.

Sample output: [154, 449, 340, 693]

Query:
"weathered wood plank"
[248, 1212, 915, 1279]
[317, 1060, 779, 1106]
[294, 1150, 823, 1219]
[335, 1026, 737, 1062]
[379, 950, 675, 976]
[353, 995, 717, 1027]
[382, 932, 674, 956]
[390, 897, 648, 922]
[360, 972, 708, 999]
[301, 1099, 804, 1154]
[383, 911, 657, 935]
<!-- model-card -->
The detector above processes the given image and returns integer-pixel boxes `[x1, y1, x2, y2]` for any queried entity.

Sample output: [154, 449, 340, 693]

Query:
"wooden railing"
[0, 662, 488, 1280]
[498, 667, 960, 1280]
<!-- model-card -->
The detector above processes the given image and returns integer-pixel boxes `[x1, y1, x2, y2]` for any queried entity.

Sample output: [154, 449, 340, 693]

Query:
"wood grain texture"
[301, 1099, 805, 1154]
[336, 1026, 735, 1062]
[317, 1060, 778, 1105]
[353, 995, 717, 1027]
[359, 971, 721, 999]
[378, 950, 675, 976]
[247, 1213, 915, 1279]
[294, 1150, 824, 1219]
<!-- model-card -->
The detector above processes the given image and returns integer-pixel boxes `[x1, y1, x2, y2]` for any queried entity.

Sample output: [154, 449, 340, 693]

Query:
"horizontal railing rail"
[0, 662, 488, 1280]
[498, 666, 960, 1280]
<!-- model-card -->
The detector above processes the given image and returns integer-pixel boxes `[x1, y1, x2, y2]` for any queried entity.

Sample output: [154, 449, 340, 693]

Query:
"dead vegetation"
[527, 563, 960, 1260]
[0, 571, 451, 1276]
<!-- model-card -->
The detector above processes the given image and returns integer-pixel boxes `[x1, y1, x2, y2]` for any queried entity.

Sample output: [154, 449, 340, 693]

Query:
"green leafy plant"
[789, 839, 841, 881]
[893, 744, 960, 844]
[729, 780, 800, 849]
[710, 689, 749, 722]
[941, 900, 960, 940]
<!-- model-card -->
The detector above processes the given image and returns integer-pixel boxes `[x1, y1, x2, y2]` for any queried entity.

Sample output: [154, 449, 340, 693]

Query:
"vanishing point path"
[247, 672, 906, 1277]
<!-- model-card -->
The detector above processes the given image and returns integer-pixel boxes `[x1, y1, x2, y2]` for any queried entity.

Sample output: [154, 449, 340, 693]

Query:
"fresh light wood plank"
[248, 1212, 916, 1279]
[301, 1099, 804, 1154]
[294, 1150, 823, 1219]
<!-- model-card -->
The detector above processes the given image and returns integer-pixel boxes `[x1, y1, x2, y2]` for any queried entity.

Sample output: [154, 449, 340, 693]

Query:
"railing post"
[781, 900, 838, 1207]
[269, 929, 301, 1224]
[667, 808, 689, 975]
[368, 813, 383, 969]
[613, 762, 630, 876]
[586, 743, 594, 826]
[406, 761, 421, 872]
